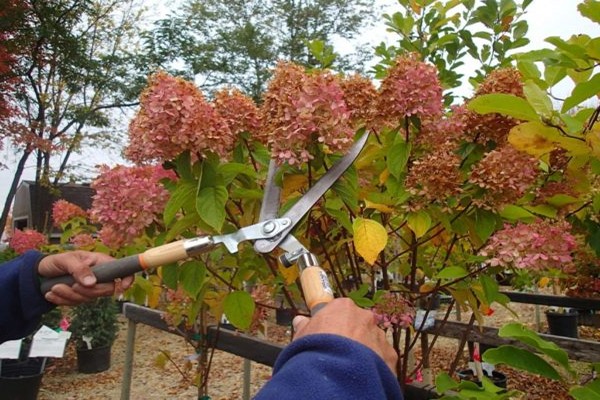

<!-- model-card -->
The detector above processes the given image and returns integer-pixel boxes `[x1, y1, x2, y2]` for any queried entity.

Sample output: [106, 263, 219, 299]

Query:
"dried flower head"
[464, 68, 524, 145]
[9, 229, 47, 254]
[406, 142, 462, 206]
[470, 145, 539, 209]
[126, 71, 234, 164]
[213, 88, 262, 139]
[52, 199, 87, 227]
[376, 53, 443, 127]
[89, 164, 176, 248]
[260, 62, 354, 165]
[372, 292, 415, 329]
[340, 73, 377, 129]
[70, 233, 96, 249]
[417, 105, 469, 149]
[481, 219, 577, 273]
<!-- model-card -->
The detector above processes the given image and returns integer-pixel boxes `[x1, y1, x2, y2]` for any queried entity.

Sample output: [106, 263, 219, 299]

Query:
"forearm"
[0, 250, 54, 343]
[254, 334, 403, 400]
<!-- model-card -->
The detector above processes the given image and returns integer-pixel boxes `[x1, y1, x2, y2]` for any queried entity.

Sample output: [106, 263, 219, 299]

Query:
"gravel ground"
[36, 302, 597, 399]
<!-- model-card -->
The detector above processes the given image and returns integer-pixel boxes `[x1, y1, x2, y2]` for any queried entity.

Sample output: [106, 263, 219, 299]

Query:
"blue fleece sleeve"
[254, 334, 403, 400]
[0, 250, 54, 342]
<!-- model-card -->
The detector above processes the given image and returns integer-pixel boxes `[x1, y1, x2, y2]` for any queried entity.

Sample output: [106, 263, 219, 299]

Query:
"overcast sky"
[0, 1, 597, 212]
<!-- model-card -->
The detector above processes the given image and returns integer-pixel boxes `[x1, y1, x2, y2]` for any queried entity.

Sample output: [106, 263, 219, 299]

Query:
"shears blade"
[253, 131, 369, 254]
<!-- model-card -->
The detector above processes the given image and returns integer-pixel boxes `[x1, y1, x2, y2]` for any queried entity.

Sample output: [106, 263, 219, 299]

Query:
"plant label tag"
[0, 339, 22, 359]
[29, 325, 69, 358]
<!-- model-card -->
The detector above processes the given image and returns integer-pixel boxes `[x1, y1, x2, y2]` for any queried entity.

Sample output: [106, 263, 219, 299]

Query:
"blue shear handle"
[40, 255, 143, 294]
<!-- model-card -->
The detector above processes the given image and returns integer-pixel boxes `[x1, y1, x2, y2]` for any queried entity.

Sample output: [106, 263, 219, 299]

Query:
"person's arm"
[254, 298, 403, 400]
[0, 250, 133, 343]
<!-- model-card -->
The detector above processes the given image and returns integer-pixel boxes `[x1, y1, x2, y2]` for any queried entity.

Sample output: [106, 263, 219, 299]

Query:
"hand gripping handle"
[297, 253, 334, 315]
[40, 236, 215, 294]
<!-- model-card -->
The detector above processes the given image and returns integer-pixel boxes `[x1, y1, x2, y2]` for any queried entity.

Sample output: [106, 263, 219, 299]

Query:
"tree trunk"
[0, 150, 32, 241]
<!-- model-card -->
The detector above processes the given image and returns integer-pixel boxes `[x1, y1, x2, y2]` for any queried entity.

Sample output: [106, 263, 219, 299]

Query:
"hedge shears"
[41, 133, 369, 314]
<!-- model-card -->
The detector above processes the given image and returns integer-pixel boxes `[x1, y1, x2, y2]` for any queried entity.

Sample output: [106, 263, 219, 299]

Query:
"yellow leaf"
[508, 122, 558, 158]
[379, 168, 390, 186]
[407, 211, 431, 238]
[352, 218, 388, 265]
[364, 199, 395, 213]
[282, 174, 308, 199]
[587, 126, 600, 157]
[204, 290, 227, 319]
[409, 0, 421, 13]
[278, 263, 299, 285]
[419, 281, 436, 293]
[538, 276, 551, 288]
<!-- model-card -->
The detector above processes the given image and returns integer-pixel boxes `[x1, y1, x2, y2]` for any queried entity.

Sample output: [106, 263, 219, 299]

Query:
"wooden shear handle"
[297, 253, 334, 315]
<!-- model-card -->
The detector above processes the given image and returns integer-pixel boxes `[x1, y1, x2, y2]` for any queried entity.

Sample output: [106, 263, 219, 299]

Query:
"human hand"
[38, 251, 134, 306]
[292, 298, 398, 375]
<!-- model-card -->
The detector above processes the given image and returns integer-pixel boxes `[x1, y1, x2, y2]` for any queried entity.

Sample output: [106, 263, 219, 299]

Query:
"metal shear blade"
[253, 132, 369, 256]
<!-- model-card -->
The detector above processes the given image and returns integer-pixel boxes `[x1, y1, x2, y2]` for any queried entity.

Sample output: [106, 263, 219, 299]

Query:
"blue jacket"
[255, 333, 403, 399]
[0, 250, 53, 342]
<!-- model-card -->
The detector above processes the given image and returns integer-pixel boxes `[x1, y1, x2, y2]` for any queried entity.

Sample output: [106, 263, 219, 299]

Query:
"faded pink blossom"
[126, 71, 234, 164]
[89, 164, 176, 248]
[260, 62, 354, 165]
[376, 53, 443, 127]
[372, 292, 414, 329]
[70, 233, 95, 249]
[9, 229, 48, 254]
[52, 199, 87, 227]
[213, 88, 262, 139]
[481, 219, 577, 273]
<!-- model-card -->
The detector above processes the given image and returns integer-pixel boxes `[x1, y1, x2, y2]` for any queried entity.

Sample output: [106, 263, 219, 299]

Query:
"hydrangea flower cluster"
[9, 228, 47, 254]
[376, 53, 443, 126]
[260, 63, 354, 165]
[212, 88, 262, 138]
[126, 71, 234, 164]
[470, 145, 539, 209]
[406, 142, 462, 207]
[372, 292, 415, 329]
[417, 105, 468, 149]
[464, 68, 524, 145]
[70, 233, 96, 249]
[339, 73, 378, 129]
[51, 199, 87, 227]
[89, 164, 176, 248]
[481, 219, 577, 272]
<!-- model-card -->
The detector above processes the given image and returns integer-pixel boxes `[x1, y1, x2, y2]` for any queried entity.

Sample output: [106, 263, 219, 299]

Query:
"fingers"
[292, 315, 309, 334]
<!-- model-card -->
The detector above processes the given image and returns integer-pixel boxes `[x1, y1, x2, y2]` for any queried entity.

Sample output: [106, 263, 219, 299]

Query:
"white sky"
[0, 1, 597, 211]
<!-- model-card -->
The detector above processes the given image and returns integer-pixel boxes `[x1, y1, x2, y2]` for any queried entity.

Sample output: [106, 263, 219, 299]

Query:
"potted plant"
[70, 297, 118, 374]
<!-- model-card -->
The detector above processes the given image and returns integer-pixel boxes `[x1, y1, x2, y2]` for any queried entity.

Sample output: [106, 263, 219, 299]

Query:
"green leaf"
[332, 167, 359, 211]
[180, 260, 207, 297]
[473, 208, 498, 242]
[499, 205, 535, 221]
[437, 266, 468, 280]
[570, 386, 600, 400]
[407, 211, 432, 238]
[483, 345, 561, 381]
[387, 142, 411, 179]
[579, 0, 600, 23]
[160, 263, 179, 290]
[523, 204, 558, 218]
[196, 186, 228, 232]
[523, 80, 554, 116]
[164, 180, 197, 226]
[467, 93, 539, 122]
[498, 323, 572, 374]
[562, 73, 600, 113]
[218, 163, 256, 186]
[435, 372, 459, 394]
[223, 291, 255, 330]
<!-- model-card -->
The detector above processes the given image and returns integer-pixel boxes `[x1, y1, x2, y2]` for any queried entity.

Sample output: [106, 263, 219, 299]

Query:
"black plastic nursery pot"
[546, 309, 578, 338]
[457, 369, 507, 390]
[0, 358, 44, 400]
[275, 308, 294, 326]
[76, 345, 112, 374]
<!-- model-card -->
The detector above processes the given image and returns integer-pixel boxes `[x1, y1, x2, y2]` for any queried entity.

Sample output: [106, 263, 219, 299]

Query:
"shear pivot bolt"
[263, 221, 276, 234]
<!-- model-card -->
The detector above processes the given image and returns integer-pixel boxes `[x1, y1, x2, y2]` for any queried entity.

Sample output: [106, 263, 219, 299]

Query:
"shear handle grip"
[300, 266, 335, 315]
[40, 238, 201, 294]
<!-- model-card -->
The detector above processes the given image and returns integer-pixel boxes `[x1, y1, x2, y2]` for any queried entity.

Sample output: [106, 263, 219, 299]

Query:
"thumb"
[292, 315, 309, 334]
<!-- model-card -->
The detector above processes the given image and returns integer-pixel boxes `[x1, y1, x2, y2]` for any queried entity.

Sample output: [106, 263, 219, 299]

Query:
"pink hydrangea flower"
[70, 233, 96, 249]
[9, 229, 48, 254]
[372, 292, 415, 329]
[126, 71, 234, 164]
[376, 53, 443, 126]
[260, 62, 354, 165]
[481, 219, 577, 273]
[89, 164, 176, 248]
[52, 199, 87, 227]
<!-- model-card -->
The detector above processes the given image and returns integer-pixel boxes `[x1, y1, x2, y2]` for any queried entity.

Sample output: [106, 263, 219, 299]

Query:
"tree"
[0, 0, 147, 239]
[141, 0, 378, 101]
